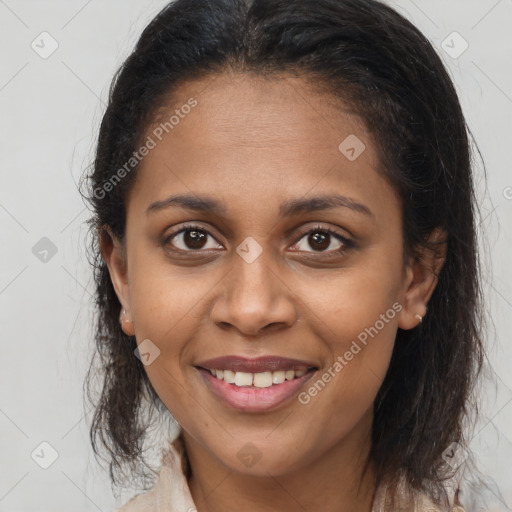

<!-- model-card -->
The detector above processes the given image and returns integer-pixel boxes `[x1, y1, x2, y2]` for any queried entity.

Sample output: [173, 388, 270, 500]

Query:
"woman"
[83, 0, 485, 510]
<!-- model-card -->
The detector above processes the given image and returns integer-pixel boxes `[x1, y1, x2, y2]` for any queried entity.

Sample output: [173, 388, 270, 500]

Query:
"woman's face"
[104, 72, 431, 476]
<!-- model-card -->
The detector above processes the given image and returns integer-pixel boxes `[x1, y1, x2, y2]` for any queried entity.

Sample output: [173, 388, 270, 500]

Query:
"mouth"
[198, 367, 314, 387]
[194, 355, 318, 412]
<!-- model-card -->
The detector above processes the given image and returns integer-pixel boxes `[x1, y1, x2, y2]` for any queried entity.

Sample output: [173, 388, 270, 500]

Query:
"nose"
[209, 251, 297, 337]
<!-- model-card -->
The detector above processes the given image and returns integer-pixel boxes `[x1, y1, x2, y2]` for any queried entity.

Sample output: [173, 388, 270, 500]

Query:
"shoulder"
[115, 436, 196, 512]
[117, 489, 157, 512]
[372, 473, 466, 512]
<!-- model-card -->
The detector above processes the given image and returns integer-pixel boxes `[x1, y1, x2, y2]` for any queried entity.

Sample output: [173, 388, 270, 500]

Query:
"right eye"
[165, 224, 224, 252]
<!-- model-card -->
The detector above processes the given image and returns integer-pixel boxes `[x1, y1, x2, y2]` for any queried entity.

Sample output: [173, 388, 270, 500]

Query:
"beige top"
[117, 437, 465, 512]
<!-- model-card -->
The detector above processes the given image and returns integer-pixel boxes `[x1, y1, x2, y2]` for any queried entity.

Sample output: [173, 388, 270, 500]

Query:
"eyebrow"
[146, 193, 374, 218]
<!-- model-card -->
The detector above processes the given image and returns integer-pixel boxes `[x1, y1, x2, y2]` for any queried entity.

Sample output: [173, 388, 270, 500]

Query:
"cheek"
[300, 295, 397, 410]
[297, 262, 402, 350]
[296, 287, 398, 447]
[128, 246, 222, 343]
[293, 257, 402, 403]
[125, 249, 233, 405]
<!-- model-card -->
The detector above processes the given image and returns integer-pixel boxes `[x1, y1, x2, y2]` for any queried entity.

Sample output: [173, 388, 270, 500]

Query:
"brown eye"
[292, 227, 351, 255]
[183, 229, 207, 249]
[166, 225, 223, 252]
[308, 231, 330, 251]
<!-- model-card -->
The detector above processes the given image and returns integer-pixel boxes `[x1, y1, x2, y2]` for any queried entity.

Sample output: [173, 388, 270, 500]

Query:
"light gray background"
[0, 1, 511, 510]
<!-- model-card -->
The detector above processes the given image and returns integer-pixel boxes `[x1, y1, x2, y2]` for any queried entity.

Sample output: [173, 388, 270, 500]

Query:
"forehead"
[151, 72, 364, 150]
[128, 72, 400, 222]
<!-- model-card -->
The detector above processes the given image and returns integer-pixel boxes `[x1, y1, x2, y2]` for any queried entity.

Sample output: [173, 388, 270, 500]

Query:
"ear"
[99, 225, 135, 336]
[397, 227, 447, 330]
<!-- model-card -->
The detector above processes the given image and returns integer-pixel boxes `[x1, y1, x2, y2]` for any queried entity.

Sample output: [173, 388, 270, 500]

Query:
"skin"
[102, 71, 446, 512]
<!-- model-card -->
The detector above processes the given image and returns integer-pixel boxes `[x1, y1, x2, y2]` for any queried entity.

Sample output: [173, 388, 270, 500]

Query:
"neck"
[182, 419, 376, 512]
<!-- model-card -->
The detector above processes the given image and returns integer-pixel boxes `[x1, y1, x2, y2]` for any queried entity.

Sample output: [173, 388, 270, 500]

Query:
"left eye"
[293, 229, 347, 253]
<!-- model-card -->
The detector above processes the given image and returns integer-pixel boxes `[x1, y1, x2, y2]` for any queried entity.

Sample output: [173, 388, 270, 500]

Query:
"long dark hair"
[82, 0, 484, 503]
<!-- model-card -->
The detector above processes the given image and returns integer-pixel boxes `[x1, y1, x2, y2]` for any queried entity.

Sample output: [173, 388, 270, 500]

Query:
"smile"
[204, 368, 308, 388]
[194, 355, 317, 412]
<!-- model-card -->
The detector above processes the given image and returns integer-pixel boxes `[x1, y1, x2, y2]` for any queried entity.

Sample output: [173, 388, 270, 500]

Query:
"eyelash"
[163, 223, 353, 257]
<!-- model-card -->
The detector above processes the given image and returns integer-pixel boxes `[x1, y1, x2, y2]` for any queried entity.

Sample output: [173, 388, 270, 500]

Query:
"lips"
[194, 355, 318, 412]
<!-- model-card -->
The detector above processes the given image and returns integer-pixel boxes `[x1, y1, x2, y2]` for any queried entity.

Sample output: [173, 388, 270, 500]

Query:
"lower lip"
[196, 368, 315, 412]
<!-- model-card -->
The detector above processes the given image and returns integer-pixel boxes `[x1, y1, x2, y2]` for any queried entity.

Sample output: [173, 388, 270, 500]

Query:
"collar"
[117, 435, 465, 512]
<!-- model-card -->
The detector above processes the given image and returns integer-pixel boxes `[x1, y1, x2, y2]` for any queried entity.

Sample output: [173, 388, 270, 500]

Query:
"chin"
[214, 443, 310, 477]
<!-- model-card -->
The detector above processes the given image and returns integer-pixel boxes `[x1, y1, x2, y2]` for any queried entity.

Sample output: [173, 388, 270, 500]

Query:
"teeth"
[272, 371, 286, 384]
[234, 372, 253, 386]
[223, 370, 235, 383]
[208, 368, 309, 387]
[253, 371, 273, 388]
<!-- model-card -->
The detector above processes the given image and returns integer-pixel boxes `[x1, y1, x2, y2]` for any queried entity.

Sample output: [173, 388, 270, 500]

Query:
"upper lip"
[195, 356, 317, 373]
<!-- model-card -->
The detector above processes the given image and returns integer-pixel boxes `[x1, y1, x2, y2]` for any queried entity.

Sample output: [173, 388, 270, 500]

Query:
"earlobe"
[397, 227, 447, 331]
[119, 307, 135, 336]
[99, 225, 134, 336]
